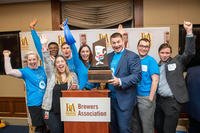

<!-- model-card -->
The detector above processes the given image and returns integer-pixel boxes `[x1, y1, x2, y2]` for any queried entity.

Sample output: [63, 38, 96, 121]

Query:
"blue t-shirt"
[108, 50, 124, 97]
[19, 66, 47, 106]
[67, 57, 76, 72]
[137, 55, 159, 96]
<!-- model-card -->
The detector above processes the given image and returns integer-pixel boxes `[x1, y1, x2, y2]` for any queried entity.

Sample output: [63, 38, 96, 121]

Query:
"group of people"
[2, 20, 197, 133]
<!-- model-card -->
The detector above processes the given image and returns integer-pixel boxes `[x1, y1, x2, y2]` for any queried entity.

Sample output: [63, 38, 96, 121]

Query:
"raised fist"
[30, 19, 37, 29]
[3, 50, 11, 57]
[184, 21, 193, 35]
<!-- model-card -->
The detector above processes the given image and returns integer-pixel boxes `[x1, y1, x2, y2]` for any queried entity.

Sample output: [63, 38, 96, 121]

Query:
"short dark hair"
[137, 38, 151, 46]
[158, 43, 172, 53]
[110, 32, 123, 40]
[48, 42, 58, 48]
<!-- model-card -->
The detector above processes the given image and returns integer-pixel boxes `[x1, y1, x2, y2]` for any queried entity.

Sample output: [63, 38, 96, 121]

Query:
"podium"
[61, 90, 110, 133]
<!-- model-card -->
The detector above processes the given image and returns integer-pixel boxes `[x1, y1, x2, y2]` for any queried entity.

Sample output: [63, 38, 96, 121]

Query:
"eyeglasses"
[138, 45, 150, 49]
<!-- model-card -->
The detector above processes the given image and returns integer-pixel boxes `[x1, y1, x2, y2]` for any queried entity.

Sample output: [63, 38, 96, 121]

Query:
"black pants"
[42, 110, 63, 133]
[154, 95, 182, 133]
[188, 117, 200, 133]
[28, 106, 46, 133]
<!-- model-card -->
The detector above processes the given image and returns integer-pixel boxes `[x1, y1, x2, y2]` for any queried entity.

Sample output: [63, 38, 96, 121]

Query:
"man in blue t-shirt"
[136, 38, 160, 133]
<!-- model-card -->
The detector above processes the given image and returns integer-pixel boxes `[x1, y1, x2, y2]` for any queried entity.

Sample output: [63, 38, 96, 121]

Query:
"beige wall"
[144, 0, 200, 56]
[0, 1, 52, 97]
[0, 75, 25, 97]
[0, 1, 52, 32]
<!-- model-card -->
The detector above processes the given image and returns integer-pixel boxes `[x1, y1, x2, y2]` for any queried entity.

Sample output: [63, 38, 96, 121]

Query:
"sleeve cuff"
[186, 33, 194, 37]
[119, 78, 122, 86]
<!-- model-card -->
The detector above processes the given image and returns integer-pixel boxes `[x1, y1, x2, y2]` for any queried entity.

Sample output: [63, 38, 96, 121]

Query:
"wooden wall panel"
[0, 97, 27, 117]
[51, 0, 61, 30]
[134, 0, 143, 27]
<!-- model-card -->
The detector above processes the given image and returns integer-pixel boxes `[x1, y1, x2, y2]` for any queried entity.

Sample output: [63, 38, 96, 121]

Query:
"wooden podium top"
[62, 89, 110, 97]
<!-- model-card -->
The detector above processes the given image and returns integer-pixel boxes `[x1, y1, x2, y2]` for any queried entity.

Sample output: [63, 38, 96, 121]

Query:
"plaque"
[88, 38, 112, 87]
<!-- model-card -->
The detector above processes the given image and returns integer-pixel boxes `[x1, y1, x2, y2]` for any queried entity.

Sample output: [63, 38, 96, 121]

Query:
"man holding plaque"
[107, 32, 141, 133]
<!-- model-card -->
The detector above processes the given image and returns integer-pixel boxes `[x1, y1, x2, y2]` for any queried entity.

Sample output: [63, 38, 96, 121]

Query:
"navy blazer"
[108, 49, 141, 111]
[186, 66, 200, 121]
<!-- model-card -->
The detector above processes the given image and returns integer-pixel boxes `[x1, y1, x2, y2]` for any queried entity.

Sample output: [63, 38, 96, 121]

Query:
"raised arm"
[63, 19, 85, 66]
[3, 50, 22, 77]
[63, 19, 88, 89]
[42, 44, 54, 78]
[179, 21, 196, 65]
[30, 19, 44, 63]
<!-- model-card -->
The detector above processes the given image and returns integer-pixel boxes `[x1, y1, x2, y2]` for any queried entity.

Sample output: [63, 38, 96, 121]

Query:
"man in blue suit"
[108, 32, 141, 133]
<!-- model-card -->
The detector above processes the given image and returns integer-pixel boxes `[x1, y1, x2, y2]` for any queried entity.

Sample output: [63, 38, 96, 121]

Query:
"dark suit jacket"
[108, 49, 141, 111]
[159, 36, 196, 103]
[186, 66, 200, 121]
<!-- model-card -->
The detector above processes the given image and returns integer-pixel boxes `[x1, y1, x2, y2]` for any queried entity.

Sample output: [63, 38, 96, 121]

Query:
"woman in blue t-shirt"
[3, 50, 47, 133]
[63, 19, 98, 90]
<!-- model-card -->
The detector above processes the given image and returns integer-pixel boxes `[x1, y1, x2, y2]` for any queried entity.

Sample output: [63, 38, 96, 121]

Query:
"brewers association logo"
[141, 32, 152, 46]
[66, 103, 76, 116]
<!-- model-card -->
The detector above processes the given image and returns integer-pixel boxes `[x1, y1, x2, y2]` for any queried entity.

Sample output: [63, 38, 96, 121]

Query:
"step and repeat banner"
[20, 27, 170, 67]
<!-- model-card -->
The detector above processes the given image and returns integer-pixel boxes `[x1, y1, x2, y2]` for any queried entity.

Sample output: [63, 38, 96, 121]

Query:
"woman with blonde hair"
[3, 50, 47, 133]
[42, 46, 78, 133]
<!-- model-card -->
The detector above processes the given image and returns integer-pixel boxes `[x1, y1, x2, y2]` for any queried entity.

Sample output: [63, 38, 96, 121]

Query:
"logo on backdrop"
[141, 32, 152, 46]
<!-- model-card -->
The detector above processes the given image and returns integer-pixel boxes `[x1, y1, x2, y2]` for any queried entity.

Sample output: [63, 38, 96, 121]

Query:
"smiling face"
[55, 56, 68, 73]
[80, 46, 90, 62]
[61, 43, 72, 59]
[27, 53, 38, 69]
[80, 34, 87, 45]
[110, 33, 124, 53]
[158, 43, 172, 62]
[137, 39, 150, 57]
[159, 48, 171, 62]
[48, 43, 59, 57]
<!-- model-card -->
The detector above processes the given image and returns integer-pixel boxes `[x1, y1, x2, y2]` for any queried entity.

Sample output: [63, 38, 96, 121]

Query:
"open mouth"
[57, 65, 65, 72]
[82, 55, 88, 60]
[114, 47, 121, 51]
[29, 63, 37, 68]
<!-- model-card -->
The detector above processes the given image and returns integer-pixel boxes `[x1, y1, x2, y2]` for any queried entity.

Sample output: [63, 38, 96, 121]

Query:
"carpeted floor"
[0, 125, 29, 133]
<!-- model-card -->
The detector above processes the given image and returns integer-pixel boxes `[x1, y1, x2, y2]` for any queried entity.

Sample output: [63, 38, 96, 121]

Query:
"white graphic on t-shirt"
[39, 80, 46, 90]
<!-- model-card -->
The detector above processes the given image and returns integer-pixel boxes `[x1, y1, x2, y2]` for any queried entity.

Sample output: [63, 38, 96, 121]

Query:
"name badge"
[142, 65, 148, 72]
[167, 63, 176, 71]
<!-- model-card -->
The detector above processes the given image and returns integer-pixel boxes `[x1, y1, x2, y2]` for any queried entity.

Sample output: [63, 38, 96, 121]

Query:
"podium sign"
[60, 97, 110, 122]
